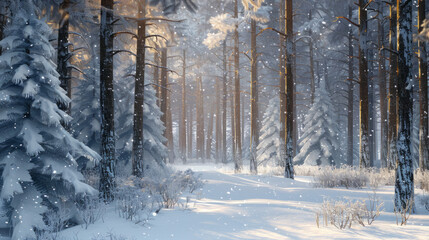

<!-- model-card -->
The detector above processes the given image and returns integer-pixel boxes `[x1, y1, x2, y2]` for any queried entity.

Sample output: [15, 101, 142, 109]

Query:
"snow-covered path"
[139, 165, 429, 240]
[62, 164, 429, 240]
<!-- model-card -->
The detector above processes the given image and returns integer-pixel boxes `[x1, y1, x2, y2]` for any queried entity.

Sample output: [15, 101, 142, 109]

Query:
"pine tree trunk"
[154, 48, 160, 106]
[279, 0, 286, 168]
[369, 48, 375, 167]
[309, 10, 315, 105]
[229, 56, 236, 165]
[166, 88, 174, 163]
[388, 1, 398, 170]
[359, 0, 370, 169]
[284, 0, 294, 179]
[206, 104, 215, 160]
[132, 1, 146, 177]
[379, 2, 388, 168]
[394, 0, 414, 212]
[99, 0, 116, 202]
[292, 30, 297, 158]
[196, 75, 205, 160]
[234, 0, 242, 172]
[250, 19, 258, 174]
[347, 5, 354, 167]
[180, 50, 187, 163]
[188, 103, 193, 158]
[216, 77, 221, 163]
[58, 0, 71, 114]
[418, 0, 428, 171]
[222, 41, 228, 164]
[160, 48, 168, 163]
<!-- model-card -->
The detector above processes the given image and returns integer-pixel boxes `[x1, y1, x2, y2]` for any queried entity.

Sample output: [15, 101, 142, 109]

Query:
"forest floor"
[57, 161, 429, 240]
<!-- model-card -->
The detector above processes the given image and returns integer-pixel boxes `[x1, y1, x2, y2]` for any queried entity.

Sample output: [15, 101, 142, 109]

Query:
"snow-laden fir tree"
[0, 2, 99, 239]
[294, 79, 339, 166]
[116, 67, 167, 176]
[71, 29, 100, 165]
[257, 97, 282, 166]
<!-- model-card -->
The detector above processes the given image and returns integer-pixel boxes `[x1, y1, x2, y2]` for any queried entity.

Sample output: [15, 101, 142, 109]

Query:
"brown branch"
[256, 27, 287, 38]
[335, 16, 360, 28]
[111, 31, 138, 39]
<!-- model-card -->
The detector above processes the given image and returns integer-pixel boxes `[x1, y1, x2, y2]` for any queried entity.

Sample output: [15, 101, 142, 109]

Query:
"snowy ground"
[58, 163, 429, 240]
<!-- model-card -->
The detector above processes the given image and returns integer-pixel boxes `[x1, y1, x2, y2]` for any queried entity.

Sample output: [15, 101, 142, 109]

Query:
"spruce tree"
[257, 98, 282, 167]
[294, 80, 339, 166]
[0, 2, 99, 238]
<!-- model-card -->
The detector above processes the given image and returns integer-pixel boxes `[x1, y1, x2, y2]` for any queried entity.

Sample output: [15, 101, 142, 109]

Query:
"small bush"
[419, 195, 429, 212]
[115, 176, 160, 223]
[313, 166, 368, 189]
[394, 199, 413, 226]
[415, 170, 429, 192]
[76, 195, 106, 229]
[316, 194, 383, 229]
[114, 169, 204, 223]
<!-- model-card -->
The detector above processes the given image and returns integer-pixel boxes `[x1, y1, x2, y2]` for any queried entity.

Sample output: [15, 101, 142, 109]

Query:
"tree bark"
[309, 10, 315, 105]
[279, 0, 286, 168]
[379, 2, 388, 169]
[180, 50, 187, 163]
[250, 19, 259, 174]
[132, 0, 146, 177]
[206, 103, 215, 160]
[58, 0, 72, 114]
[369, 47, 375, 167]
[394, 0, 414, 212]
[347, 5, 354, 166]
[196, 75, 205, 160]
[234, 0, 242, 172]
[188, 102, 193, 158]
[222, 41, 228, 164]
[216, 77, 221, 162]
[229, 57, 236, 164]
[284, 0, 294, 179]
[166, 87, 174, 163]
[160, 48, 168, 163]
[418, 0, 428, 171]
[388, 1, 398, 170]
[0, 2, 7, 56]
[359, 0, 370, 169]
[154, 47, 160, 106]
[99, 0, 116, 202]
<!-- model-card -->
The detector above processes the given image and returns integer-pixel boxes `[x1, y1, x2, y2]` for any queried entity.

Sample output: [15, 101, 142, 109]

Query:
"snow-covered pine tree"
[0, 2, 99, 239]
[294, 80, 339, 166]
[72, 23, 101, 162]
[116, 68, 167, 176]
[257, 97, 282, 166]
